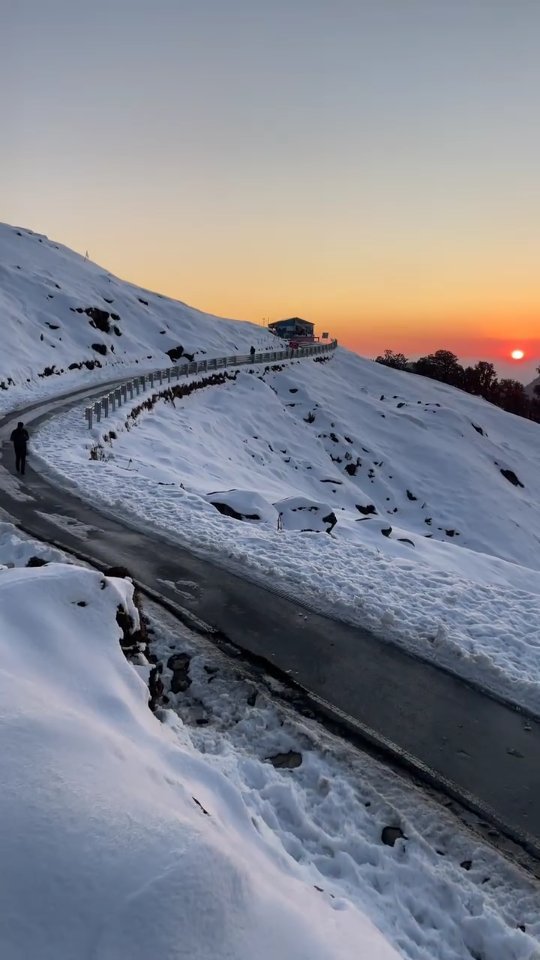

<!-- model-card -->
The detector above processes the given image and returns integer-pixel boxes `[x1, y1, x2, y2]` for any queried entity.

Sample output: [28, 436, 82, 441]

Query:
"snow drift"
[0, 560, 399, 960]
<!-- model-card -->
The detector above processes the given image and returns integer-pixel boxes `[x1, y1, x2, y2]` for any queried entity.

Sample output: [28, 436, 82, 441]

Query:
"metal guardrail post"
[149, 372, 154, 389]
[121, 385, 127, 403]
[94, 401, 101, 423]
[128, 381, 134, 399]
[166, 368, 171, 383]
[102, 397, 109, 418]
[85, 407, 93, 429]
[115, 387, 122, 407]
[110, 391, 116, 412]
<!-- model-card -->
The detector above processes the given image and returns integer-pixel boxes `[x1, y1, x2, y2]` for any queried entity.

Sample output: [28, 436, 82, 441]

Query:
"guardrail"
[84, 339, 337, 428]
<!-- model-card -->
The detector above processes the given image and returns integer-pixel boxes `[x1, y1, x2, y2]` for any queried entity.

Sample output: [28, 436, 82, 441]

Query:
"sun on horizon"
[511, 349, 525, 360]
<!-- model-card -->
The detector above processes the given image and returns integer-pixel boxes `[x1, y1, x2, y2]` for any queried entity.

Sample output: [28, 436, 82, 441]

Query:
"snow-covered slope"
[0, 222, 274, 395]
[0, 553, 399, 960]
[36, 349, 540, 708]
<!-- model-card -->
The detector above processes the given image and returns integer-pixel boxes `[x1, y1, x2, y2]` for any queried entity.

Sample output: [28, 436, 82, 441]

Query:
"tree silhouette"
[374, 349, 409, 370]
[414, 350, 464, 386]
[492, 379, 529, 416]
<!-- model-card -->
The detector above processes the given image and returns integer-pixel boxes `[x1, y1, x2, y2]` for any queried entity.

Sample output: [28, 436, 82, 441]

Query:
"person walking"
[250, 345, 256, 360]
[10, 422, 29, 475]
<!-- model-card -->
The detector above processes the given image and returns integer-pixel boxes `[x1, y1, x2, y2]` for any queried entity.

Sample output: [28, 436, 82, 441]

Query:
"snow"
[34, 349, 540, 710]
[150, 600, 540, 960]
[0, 222, 277, 412]
[0, 530, 399, 960]
[0, 524, 538, 960]
[2, 222, 540, 952]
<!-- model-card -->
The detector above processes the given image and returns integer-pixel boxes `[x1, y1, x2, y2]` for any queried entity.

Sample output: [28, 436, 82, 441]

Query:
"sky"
[2, 0, 539, 381]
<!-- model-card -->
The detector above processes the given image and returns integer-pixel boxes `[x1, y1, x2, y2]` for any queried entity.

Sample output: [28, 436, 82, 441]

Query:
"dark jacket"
[11, 427, 29, 452]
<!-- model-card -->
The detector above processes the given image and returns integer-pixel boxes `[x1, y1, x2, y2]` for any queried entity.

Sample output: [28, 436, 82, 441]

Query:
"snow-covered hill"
[0, 222, 274, 398]
[36, 348, 540, 708]
[0, 533, 399, 960]
[3, 222, 540, 706]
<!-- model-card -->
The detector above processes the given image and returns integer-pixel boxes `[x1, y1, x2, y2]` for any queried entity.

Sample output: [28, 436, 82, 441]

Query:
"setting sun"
[511, 349, 525, 360]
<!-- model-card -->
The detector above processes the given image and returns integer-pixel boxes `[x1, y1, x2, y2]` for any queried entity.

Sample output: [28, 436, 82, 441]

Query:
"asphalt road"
[1, 382, 540, 861]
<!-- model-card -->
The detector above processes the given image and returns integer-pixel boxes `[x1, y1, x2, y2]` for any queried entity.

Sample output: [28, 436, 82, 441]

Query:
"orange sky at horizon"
[4, 2, 540, 384]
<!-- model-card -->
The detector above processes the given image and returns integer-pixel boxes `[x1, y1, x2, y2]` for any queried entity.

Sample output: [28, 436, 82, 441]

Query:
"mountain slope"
[0, 222, 274, 392]
[36, 348, 540, 708]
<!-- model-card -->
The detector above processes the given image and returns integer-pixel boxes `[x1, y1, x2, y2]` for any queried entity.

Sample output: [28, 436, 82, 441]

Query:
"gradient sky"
[2, 0, 539, 380]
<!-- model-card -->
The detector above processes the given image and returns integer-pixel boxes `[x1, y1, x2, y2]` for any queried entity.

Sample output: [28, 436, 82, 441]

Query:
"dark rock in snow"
[166, 345, 184, 362]
[267, 750, 303, 769]
[26, 556, 48, 567]
[500, 468, 524, 488]
[167, 652, 192, 694]
[356, 504, 377, 515]
[322, 511, 337, 533]
[211, 502, 260, 521]
[85, 307, 111, 332]
[381, 825, 406, 847]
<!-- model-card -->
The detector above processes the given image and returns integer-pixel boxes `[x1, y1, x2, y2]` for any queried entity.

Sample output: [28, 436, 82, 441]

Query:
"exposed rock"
[381, 825, 406, 846]
[356, 504, 377, 515]
[148, 664, 164, 712]
[211, 502, 260, 521]
[167, 652, 192, 694]
[322, 511, 337, 533]
[500, 468, 524, 488]
[267, 750, 303, 769]
[85, 307, 111, 332]
[26, 556, 48, 567]
[166, 345, 184, 362]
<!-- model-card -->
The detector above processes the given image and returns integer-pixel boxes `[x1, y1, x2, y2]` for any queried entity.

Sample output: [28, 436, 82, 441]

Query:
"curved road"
[1, 380, 540, 865]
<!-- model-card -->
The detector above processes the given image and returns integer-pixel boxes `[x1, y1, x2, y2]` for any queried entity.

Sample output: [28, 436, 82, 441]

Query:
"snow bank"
[35, 350, 540, 710]
[0, 560, 398, 959]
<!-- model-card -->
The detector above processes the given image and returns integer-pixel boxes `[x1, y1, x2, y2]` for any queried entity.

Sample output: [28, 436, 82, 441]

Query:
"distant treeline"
[374, 349, 540, 423]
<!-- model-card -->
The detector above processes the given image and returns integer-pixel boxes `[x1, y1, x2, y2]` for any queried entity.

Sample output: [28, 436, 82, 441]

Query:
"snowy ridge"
[0, 222, 277, 405]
